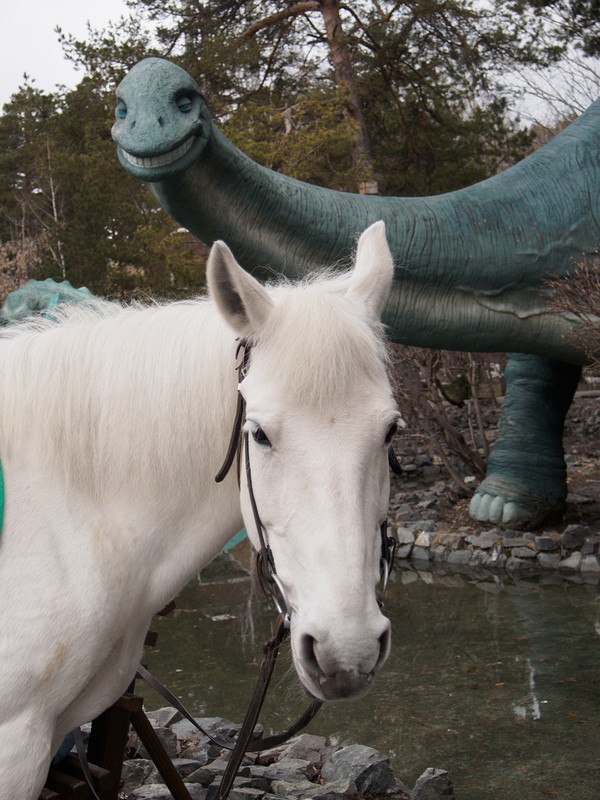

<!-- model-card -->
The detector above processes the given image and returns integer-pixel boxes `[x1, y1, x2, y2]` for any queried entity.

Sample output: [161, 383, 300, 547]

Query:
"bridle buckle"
[377, 523, 396, 608]
[256, 548, 292, 628]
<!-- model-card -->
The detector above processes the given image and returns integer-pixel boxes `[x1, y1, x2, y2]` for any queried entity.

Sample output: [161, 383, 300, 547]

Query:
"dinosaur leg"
[469, 353, 581, 527]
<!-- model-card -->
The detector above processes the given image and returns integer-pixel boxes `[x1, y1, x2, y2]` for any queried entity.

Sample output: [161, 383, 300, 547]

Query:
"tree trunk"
[318, 0, 379, 194]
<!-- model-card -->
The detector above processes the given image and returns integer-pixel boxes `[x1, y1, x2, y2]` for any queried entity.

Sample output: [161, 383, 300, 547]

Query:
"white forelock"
[250, 272, 390, 407]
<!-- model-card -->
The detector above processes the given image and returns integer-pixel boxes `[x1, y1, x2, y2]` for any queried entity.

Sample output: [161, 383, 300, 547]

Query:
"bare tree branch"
[238, 2, 320, 42]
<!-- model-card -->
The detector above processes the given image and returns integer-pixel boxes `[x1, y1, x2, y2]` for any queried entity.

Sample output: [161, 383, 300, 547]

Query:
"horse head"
[207, 221, 402, 702]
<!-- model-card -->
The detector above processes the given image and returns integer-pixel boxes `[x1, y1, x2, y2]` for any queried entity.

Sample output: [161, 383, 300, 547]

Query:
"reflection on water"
[142, 543, 600, 800]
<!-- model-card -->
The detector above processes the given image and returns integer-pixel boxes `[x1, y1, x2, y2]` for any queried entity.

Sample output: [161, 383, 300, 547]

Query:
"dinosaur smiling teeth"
[121, 136, 196, 169]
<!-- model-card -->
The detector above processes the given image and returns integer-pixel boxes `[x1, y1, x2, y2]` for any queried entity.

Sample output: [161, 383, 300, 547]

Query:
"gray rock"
[559, 551, 583, 571]
[395, 503, 415, 520]
[120, 759, 154, 795]
[435, 533, 466, 550]
[205, 757, 231, 776]
[534, 534, 561, 552]
[179, 739, 211, 762]
[411, 547, 431, 561]
[510, 546, 537, 559]
[506, 556, 537, 571]
[487, 549, 507, 568]
[270, 778, 317, 797]
[248, 758, 316, 784]
[395, 527, 416, 545]
[580, 555, 600, 573]
[422, 465, 443, 481]
[145, 707, 183, 729]
[465, 530, 500, 549]
[147, 758, 206, 785]
[537, 552, 562, 569]
[298, 779, 355, 799]
[581, 539, 599, 555]
[184, 766, 216, 785]
[414, 520, 436, 532]
[175, 716, 244, 742]
[502, 537, 527, 549]
[129, 784, 205, 799]
[469, 549, 490, 567]
[170, 719, 211, 742]
[320, 744, 396, 795]
[431, 545, 448, 562]
[561, 525, 589, 549]
[207, 783, 266, 800]
[235, 774, 272, 793]
[278, 734, 327, 763]
[227, 788, 266, 800]
[397, 544, 414, 559]
[131, 727, 179, 759]
[127, 785, 175, 800]
[414, 531, 432, 548]
[445, 550, 472, 566]
[411, 767, 455, 799]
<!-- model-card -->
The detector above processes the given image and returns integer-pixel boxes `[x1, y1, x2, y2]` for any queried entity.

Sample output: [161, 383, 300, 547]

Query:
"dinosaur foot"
[469, 476, 566, 529]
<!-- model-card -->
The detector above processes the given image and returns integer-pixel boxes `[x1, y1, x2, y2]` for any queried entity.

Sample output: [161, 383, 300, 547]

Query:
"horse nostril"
[377, 624, 391, 669]
[299, 633, 319, 670]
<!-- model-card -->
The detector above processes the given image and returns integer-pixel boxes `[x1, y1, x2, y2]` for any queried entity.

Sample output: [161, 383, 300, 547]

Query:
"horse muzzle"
[293, 616, 391, 702]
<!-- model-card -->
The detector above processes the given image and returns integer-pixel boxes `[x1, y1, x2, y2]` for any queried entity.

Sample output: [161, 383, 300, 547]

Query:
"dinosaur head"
[112, 57, 212, 182]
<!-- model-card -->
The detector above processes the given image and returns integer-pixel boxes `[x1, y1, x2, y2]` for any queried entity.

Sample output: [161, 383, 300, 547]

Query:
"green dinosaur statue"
[0, 278, 94, 324]
[112, 57, 599, 527]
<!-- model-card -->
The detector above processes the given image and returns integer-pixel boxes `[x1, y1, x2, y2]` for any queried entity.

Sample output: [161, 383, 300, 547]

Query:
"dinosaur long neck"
[150, 127, 377, 273]
[151, 110, 600, 362]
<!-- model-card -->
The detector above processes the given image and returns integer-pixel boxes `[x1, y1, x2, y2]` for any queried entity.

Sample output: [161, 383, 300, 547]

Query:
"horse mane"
[0, 271, 390, 500]
[0, 296, 236, 501]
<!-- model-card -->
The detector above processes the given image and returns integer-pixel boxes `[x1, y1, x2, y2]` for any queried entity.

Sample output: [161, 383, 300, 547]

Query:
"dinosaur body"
[112, 57, 599, 525]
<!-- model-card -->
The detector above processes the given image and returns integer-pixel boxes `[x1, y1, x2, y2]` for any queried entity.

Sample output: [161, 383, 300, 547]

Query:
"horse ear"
[347, 221, 394, 320]
[207, 240, 273, 335]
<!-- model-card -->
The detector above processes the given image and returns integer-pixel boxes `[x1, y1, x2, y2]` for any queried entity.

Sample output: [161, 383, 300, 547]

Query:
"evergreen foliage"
[0, 0, 586, 297]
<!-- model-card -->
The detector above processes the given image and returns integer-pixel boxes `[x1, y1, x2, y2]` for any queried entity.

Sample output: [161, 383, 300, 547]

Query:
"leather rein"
[138, 337, 398, 800]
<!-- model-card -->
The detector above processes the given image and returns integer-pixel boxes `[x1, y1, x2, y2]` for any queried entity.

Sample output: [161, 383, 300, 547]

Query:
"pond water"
[141, 542, 600, 800]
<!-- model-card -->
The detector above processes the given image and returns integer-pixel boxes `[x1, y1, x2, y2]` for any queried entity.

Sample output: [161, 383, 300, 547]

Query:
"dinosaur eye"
[115, 100, 127, 120]
[176, 95, 193, 113]
[252, 427, 271, 447]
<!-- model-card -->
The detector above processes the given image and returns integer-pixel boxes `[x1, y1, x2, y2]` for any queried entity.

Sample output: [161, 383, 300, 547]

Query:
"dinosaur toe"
[469, 479, 566, 528]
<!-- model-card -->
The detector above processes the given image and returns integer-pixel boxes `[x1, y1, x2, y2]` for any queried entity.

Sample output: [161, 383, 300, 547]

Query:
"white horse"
[0, 221, 401, 800]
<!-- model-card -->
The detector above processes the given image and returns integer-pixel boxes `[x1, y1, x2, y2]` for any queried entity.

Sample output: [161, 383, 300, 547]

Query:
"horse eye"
[115, 100, 127, 120]
[252, 427, 271, 447]
[385, 422, 398, 445]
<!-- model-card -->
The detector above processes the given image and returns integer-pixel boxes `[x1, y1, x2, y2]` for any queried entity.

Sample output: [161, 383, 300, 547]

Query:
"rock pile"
[389, 472, 600, 575]
[389, 391, 600, 575]
[116, 710, 455, 800]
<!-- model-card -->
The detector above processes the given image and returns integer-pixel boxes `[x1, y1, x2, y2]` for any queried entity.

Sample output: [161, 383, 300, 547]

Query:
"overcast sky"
[1, 2, 596, 124]
[1, 0, 130, 108]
